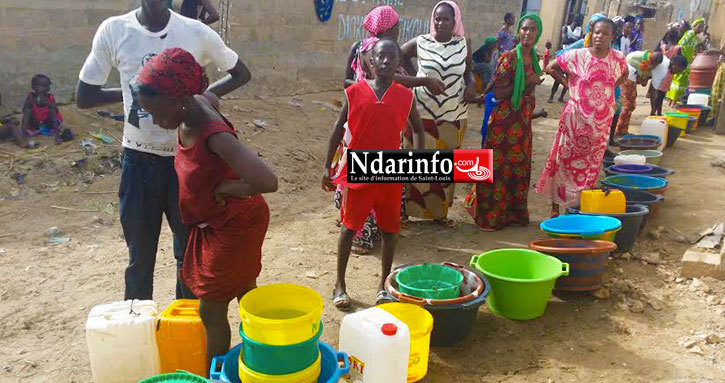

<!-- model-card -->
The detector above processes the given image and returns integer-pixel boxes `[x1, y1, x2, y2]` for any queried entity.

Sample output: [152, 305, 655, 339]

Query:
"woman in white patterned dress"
[400, 0, 477, 226]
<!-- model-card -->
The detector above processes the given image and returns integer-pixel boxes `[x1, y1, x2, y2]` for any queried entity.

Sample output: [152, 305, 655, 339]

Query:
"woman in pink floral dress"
[535, 18, 629, 217]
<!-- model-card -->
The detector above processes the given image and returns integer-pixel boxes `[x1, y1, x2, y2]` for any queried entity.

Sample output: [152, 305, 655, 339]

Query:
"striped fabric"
[414, 34, 468, 122]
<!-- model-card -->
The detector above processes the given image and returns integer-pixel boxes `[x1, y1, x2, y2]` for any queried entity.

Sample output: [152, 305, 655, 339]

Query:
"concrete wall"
[708, 0, 725, 48]
[539, 0, 569, 49]
[226, 0, 523, 98]
[0, 0, 523, 115]
[668, 0, 711, 22]
[0, 0, 136, 115]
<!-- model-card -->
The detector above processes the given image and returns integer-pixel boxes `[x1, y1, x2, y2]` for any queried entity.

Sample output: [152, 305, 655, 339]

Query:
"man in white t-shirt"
[76, 0, 250, 300]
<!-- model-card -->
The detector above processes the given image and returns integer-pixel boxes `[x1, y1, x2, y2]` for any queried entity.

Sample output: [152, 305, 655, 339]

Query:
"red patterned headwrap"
[362, 5, 399, 36]
[137, 48, 209, 98]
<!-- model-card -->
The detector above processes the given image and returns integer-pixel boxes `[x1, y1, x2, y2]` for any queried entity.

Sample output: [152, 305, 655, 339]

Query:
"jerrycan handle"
[561, 262, 570, 276]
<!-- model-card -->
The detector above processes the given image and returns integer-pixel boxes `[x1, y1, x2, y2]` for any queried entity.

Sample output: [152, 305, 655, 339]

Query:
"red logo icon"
[452, 149, 493, 183]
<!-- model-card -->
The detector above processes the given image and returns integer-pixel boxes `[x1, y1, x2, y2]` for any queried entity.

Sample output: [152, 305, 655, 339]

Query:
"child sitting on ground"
[22, 74, 64, 144]
[323, 39, 425, 311]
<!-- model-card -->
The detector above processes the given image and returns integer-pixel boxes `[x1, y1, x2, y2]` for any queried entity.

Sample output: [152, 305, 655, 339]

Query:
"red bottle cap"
[381, 323, 398, 336]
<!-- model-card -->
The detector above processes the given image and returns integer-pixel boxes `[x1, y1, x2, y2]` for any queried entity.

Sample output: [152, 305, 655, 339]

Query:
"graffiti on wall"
[335, 0, 430, 42]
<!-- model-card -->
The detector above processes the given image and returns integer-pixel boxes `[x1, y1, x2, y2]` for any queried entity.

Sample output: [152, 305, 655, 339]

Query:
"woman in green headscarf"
[464, 14, 543, 231]
[667, 18, 706, 105]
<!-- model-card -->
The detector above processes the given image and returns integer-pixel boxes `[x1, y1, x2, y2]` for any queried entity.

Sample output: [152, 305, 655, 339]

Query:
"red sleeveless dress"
[175, 119, 269, 301]
[334, 81, 413, 234]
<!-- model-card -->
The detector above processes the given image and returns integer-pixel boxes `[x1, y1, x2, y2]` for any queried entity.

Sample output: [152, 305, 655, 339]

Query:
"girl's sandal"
[351, 245, 372, 255]
[333, 291, 352, 312]
[375, 290, 394, 306]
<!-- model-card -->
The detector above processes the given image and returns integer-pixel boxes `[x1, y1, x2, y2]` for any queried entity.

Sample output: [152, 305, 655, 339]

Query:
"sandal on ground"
[333, 291, 352, 311]
[435, 218, 456, 229]
[351, 245, 372, 255]
[375, 290, 394, 306]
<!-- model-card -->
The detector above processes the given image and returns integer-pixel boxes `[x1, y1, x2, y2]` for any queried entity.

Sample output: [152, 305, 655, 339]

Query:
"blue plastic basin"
[601, 175, 668, 191]
[605, 165, 674, 178]
[540, 215, 622, 237]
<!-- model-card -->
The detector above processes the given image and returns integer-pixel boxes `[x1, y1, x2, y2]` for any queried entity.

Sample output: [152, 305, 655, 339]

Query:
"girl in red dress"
[135, 48, 278, 367]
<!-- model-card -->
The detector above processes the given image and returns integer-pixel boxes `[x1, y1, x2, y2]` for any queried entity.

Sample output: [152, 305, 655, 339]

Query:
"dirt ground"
[1, 79, 725, 383]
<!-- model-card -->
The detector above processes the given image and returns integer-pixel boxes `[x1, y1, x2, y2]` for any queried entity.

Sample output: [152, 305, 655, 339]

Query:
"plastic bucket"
[609, 164, 653, 173]
[680, 104, 712, 126]
[528, 238, 617, 291]
[540, 215, 622, 242]
[618, 150, 663, 165]
[139, 373, 208, 383]
[617, 137, 661, 151]
[470, 249, 569, 320]
[239, 323, 322, 375]
[665, 125, 681, 148]
[601, 174, 668, 192]
[239, 284, 324, 346]
[210, 342, 349, 383]
[378, 303, 433, 382]
[385, 263, 490, 347]
[621, 188, 664, 222]
[686, 116, 698, 133]
[678, 107, 702, 131]
[238, 350, 320, 383]
[395, 263, 464, 300]
[566, 204, 649, 253]
[665, 112, 689, 132]
[605, 164, 674, 178]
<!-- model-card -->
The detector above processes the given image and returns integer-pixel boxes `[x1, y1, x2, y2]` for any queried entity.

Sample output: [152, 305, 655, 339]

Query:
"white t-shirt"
[628, 64, 638, 81]
[650, 56, 670, 90]
[79, 10, 238, 156]
[620, 36, 631, 55]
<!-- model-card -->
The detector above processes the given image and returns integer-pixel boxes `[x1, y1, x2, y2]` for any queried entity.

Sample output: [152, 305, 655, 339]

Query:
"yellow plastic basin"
[238, 284, 323, 346]
[238, 348, 321, 383]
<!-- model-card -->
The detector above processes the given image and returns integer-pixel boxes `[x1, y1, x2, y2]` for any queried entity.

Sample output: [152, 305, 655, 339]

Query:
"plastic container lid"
[540, 215, 622, 236]
[381, 323, 398, 336]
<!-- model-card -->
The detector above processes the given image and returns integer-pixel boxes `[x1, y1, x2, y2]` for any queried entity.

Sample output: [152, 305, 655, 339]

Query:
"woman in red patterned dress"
[464, 14, 543, 231]
[135, 48, 278, 368]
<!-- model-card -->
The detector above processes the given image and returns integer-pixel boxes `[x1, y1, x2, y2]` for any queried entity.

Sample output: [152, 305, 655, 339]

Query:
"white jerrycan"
[339, 307, 410, 383]
[85, 300, 160, 383]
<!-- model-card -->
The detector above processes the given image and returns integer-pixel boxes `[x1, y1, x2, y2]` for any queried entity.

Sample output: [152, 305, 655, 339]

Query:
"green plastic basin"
[470, 249, 569, 320]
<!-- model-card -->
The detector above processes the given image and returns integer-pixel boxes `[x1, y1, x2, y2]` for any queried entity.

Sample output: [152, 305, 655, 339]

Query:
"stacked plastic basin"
[677, 106, 703, 131]
[540, 215, 622, 242]
[384, 263, 489, 347]
[665, 112, 689, 137]
[236, 284, 326, 383]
